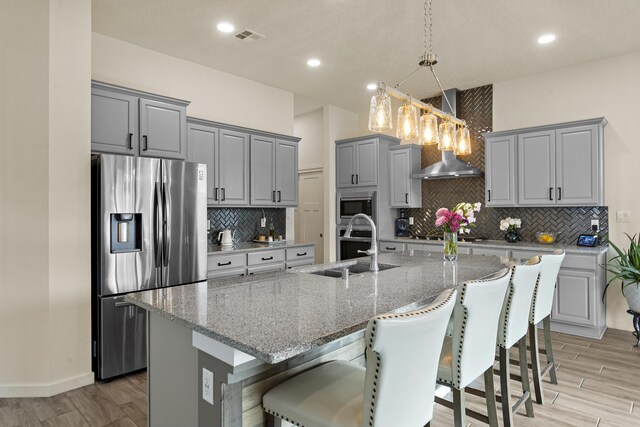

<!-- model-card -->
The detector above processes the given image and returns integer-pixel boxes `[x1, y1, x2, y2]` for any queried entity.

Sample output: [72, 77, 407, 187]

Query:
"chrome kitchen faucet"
[343, 213, 379, 272]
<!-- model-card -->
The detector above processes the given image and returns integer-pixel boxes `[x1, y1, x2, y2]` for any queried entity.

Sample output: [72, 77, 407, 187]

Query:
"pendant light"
[396, 98, 418, 140]
[419, 112, 439, 145]
[367, 83, 392, 132]
[455, 126, 472, 155]
[438, 121, 456, 151]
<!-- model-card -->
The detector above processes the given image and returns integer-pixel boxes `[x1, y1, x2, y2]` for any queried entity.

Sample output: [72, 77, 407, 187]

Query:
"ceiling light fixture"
[367, 0, 469, 154]
[306, 58, 321, 67]
[537, 33, 556, 44]
[366, 83, 378, 91]
[216, 22, 235, 33]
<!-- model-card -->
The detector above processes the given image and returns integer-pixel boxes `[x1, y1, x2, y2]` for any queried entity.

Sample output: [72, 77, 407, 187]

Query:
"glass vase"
[443, 232, 458, 261]
[504, 230, 520, 243]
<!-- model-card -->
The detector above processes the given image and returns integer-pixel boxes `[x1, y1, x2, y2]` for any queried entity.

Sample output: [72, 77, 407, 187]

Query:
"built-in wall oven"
[337, 191, 376, 225]
[337, 228, 372, 261]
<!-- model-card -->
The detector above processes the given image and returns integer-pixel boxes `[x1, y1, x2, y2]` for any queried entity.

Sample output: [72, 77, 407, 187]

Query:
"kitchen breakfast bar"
[127, 251, 505, 427]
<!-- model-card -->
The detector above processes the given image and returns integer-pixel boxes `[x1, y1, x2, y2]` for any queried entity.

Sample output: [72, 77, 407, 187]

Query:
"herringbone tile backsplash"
[207, 208, 287, 245]
[406, 85, 608, 245]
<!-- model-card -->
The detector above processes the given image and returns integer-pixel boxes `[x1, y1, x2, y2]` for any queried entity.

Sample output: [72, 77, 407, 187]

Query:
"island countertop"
[127, 251, 505, 364]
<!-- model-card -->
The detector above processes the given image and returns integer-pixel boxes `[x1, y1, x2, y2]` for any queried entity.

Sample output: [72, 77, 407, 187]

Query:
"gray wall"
[207, 208, 287, 244]
[406, 85, 608, 245]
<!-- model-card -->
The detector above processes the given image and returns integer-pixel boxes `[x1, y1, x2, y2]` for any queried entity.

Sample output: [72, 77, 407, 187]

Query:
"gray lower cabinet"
[208, 245, 315, 278]
[485, 135, 516, 206]
[388, 145, 422, 208]
[207, 253, 247, 279]
[91, 81, 189, 159]
[250, 136, 299, 207]
[187, 121, 250, 206]
[336, 138, 380, 188]
[379, 241, 406, 253]
[483, 117, 606, 207]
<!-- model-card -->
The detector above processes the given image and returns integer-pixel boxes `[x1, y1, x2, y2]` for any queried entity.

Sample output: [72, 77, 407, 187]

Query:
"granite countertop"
[127, 251, 505, 364]
[208, 240, 314, 254]
[384, 237, 608, 255]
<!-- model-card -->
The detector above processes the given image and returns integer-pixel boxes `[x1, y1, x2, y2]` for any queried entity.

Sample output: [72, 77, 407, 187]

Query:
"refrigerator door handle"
[154, 183, 162, 268]
[162, 183, 169, 267]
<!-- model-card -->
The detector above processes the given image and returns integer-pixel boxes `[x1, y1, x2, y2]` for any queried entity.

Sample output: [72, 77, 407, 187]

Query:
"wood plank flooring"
[0, 328, 638, 426]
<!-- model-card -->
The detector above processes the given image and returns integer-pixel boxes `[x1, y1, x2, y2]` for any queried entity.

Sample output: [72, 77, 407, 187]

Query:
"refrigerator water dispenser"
[110, 213, 142, 253]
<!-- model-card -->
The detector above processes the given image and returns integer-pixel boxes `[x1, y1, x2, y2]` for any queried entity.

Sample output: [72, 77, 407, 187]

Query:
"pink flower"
[435, 216, 448, 227]
[435, 208, 449, 218]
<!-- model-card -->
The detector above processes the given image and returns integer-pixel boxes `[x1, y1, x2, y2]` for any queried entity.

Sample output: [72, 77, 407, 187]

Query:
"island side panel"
[148, 312, 199, 427]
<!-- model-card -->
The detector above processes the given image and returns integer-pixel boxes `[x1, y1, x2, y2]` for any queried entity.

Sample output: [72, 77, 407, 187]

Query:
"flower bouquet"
[499, 217, 521, 243]
[435, 202, 481, 260]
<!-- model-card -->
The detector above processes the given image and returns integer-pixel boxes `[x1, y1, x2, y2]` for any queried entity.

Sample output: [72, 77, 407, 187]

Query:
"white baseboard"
[0, 372, 94, 398]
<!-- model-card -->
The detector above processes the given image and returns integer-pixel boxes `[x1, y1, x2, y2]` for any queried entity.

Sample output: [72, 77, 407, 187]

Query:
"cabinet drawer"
[208, 267, 246, 279]
[247, 263, 285, 275]
[286, 246, 315, 261]
[562, 254, 597, 271]
[248, 249, 285, 266]
[208, 253, 247, 272]
[472, 247, 510, 258]
[286, 259, 314, 269]
[380, 242, 406, 252]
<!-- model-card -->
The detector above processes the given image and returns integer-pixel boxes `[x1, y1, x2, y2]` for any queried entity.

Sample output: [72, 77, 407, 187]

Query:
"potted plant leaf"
[603, 233, 640, 313]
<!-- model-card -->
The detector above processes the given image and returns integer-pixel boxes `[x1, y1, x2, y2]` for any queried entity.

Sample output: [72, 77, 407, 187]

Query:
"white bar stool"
[262, 289, 457, 427]
[495, 257, 542, 426]
[528, 249, 565, 404]
[435, 268, 512, 427]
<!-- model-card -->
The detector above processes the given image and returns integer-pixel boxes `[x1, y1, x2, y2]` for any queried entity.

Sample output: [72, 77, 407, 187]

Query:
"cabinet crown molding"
[483, 117, 607, 139]
[91, 80, 190, 107]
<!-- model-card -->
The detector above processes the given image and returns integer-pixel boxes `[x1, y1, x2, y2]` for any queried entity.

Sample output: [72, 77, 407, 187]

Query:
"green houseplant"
[603, 233, 640, 313]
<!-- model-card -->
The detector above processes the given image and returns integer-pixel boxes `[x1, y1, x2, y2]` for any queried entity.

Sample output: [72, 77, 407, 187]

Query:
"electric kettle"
[218, 228, 235, 246]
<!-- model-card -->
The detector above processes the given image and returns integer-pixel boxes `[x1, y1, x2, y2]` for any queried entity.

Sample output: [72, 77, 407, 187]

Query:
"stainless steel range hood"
[412, 88, 483, 180]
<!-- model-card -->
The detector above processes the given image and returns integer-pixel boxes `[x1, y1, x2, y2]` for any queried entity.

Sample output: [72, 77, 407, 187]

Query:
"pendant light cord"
[424, 0, 432, 57]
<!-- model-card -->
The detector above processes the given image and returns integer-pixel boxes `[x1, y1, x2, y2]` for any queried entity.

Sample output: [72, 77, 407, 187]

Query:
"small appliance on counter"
[395, 210, 410, 237]
[218, 228, 235, 246]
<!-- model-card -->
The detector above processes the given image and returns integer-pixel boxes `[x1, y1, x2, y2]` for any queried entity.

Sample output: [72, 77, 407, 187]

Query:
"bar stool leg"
[484, 366, 499, 427]
[453, 388, 466, 427]
[518, 337, 534, 417]
[499, 346, 514, 427]
[529, 322, 544, 404]
[543, 316, 558, 384]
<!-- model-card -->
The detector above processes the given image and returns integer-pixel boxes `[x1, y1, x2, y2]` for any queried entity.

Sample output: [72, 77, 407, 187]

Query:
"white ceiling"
[92, 0, 640, 116]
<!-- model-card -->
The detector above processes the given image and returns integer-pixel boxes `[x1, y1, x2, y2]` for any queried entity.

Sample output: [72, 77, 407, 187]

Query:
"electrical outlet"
[617, 211, 631, 222]
[207, 220, 211, 231]
[591, 219, 600, 232]
[409, 216, 414, 225]
[202, 368, 214, 405]
[260, 217, 266, 228]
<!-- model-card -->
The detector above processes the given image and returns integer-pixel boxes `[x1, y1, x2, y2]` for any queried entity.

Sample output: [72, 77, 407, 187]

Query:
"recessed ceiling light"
[217, 22, 235, 33]
[537, 33, 556, 45]
[366, 83, 378, 91]
[306, 58, 321, 67]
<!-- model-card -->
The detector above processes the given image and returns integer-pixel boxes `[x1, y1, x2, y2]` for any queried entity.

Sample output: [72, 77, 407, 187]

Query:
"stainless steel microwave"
[338, 191, 376, 224]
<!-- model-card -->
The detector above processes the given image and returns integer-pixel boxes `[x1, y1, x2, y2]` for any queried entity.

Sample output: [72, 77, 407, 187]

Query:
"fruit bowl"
[536, 232, 557, 244]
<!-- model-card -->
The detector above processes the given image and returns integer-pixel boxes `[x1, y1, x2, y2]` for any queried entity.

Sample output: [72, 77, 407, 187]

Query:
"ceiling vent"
[234, 29, 265, 42]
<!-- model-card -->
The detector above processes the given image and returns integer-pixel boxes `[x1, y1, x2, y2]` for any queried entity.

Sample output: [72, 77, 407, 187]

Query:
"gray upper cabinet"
[484, 117, 606, 207]
[484, 135, 516, 206]
[336, 139, 379, 188]
[91, 88, 138, 155]
[388, 145, 422, 208]
[91, 82, 189, 160]
[187, 120, 249, 207]
[250, 135, 299, 207]
[139, 99, 187, 160]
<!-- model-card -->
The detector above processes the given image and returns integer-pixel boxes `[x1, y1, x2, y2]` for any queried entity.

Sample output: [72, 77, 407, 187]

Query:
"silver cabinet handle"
[115, 301, 133, 308]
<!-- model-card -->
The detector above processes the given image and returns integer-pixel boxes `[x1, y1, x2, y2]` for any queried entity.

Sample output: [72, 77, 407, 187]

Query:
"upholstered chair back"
[530, 250, 566, 324]
[362, 289, 457, 427]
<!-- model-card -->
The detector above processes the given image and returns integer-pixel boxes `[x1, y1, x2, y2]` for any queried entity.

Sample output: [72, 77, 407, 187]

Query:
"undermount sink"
[309, 263, 398, 278]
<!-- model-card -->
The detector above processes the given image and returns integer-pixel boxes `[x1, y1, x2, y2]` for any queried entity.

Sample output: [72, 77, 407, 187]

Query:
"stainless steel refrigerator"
[91, 154, 207, 380]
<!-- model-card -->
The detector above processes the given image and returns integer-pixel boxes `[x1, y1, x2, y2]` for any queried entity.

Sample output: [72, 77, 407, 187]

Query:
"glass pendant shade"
[438, 121, 457, 151]
[455, 127, 472, 155]
[368, 89, 392, 132]
[419, 113, 439, 145]
[396, 100, 419, 140]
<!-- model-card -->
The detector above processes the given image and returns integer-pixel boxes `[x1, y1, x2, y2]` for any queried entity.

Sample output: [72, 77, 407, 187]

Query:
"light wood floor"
[0, 328, 638, 426]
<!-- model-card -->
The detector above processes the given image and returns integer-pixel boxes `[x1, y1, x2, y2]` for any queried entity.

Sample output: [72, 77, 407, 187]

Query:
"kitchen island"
[127, 251, 505, 427]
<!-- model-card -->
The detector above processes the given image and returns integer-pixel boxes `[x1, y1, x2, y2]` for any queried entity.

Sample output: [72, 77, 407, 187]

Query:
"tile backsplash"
[405, 84, 608, 245]
[207, 208, 287, 245]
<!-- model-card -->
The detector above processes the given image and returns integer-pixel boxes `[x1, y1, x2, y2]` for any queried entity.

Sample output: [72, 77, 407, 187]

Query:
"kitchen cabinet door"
[187, 124, 217, 204]
[517, 130, 556, 205]
[555, 124, 602, 205]
[485, 135, 516, 206]
[389, 149, 410, 207]
[275, 140, 298, 206]
[336, 143, 356, 188]
[218, 129, 250, 206]
[552, 269, 597, 327]
[91, 88, 138, 155]
[355, 139, 378, 186]
[250, 136, 276, 205]
[139, 99, 187, 160]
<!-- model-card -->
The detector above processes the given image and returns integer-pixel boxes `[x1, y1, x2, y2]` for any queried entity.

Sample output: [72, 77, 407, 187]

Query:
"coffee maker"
[395, 210, 410, 237]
